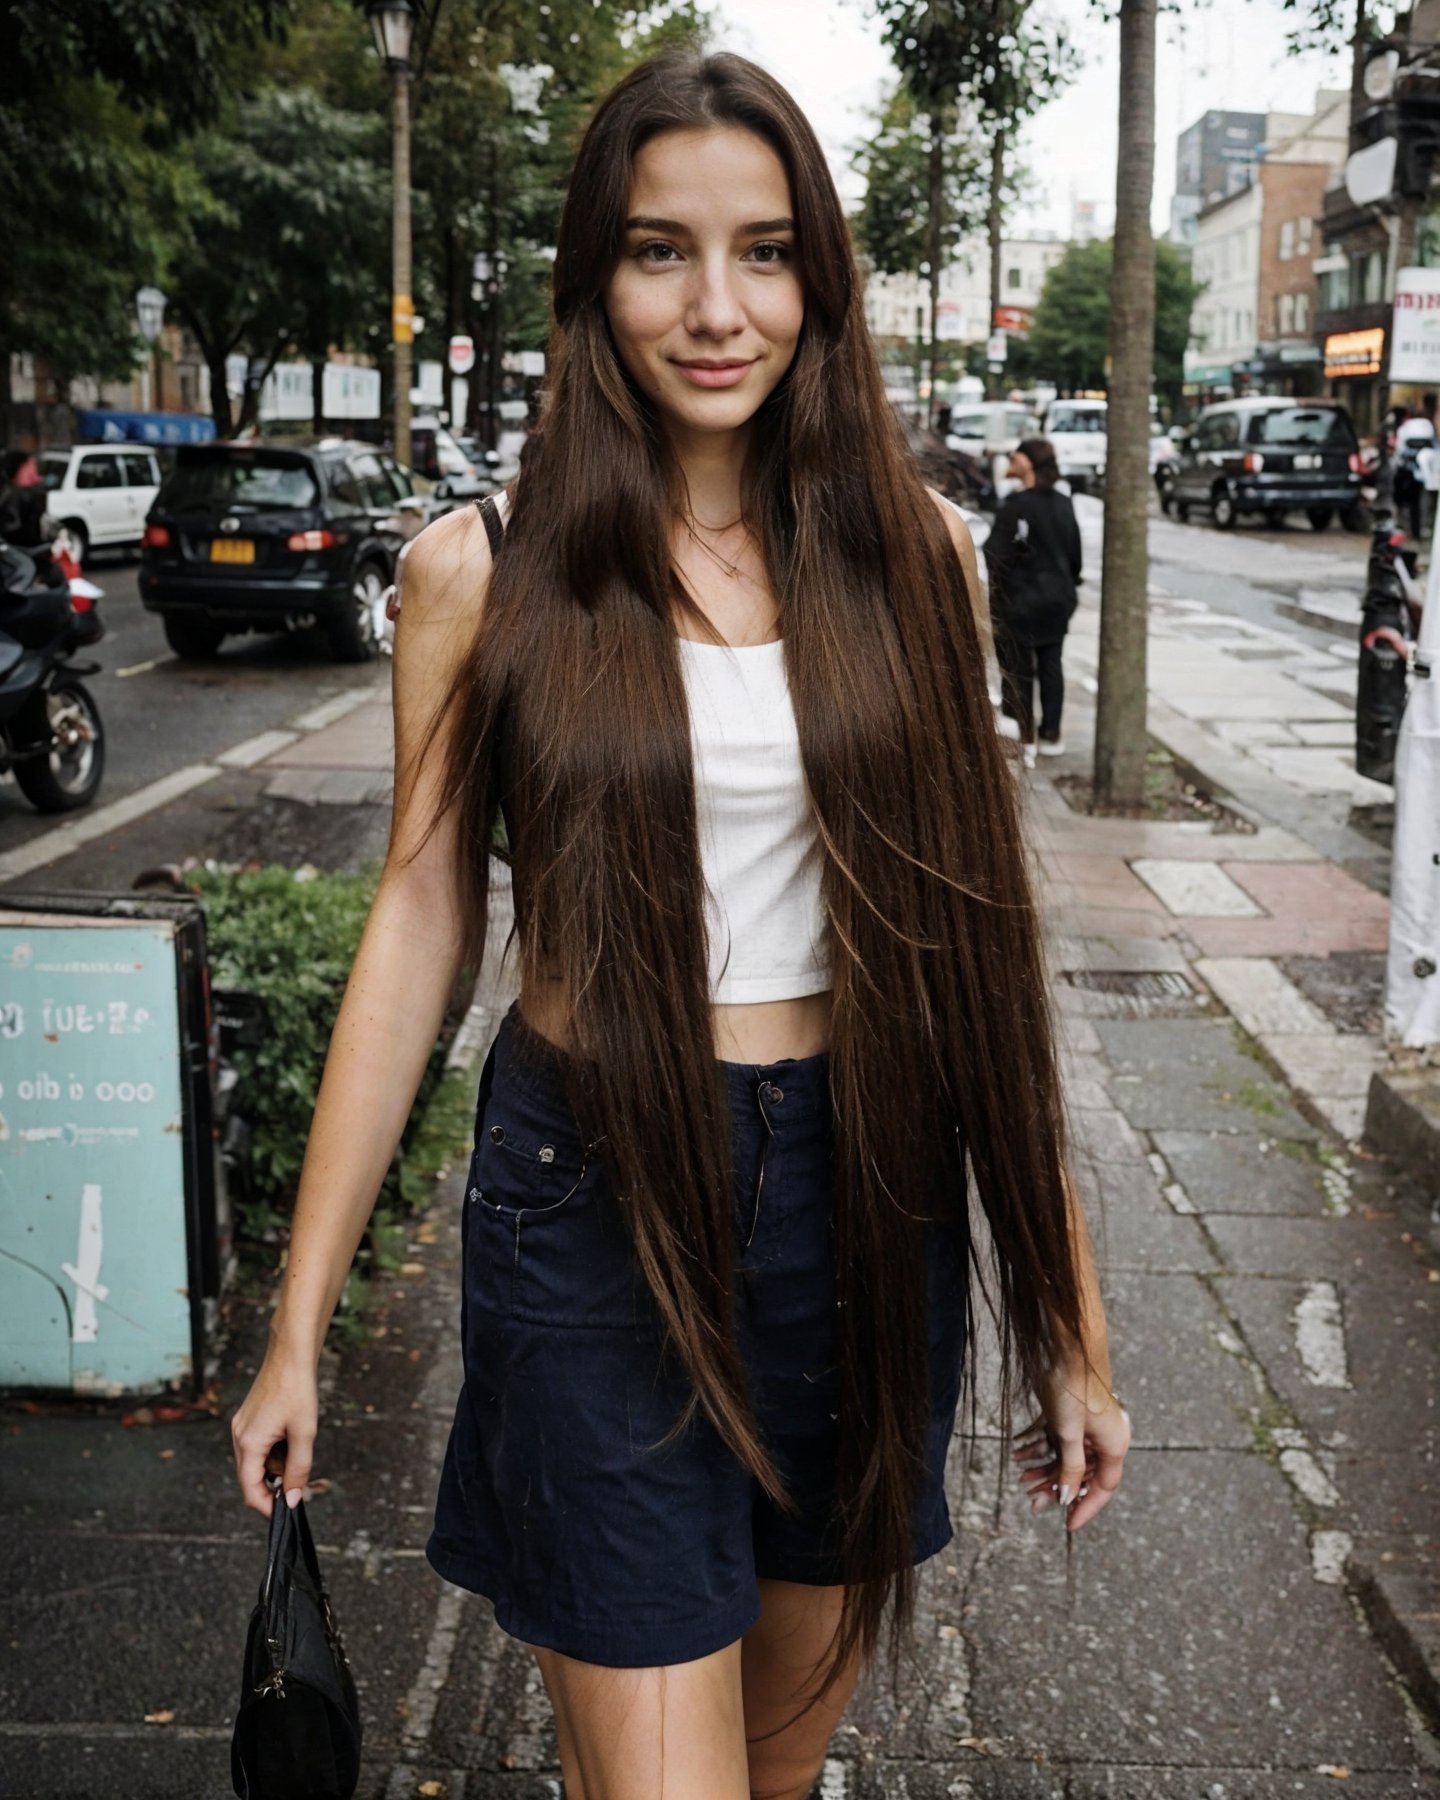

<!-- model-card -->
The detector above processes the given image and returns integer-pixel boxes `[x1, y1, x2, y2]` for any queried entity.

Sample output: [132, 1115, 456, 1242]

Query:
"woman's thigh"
[741, 1580, 864, 1800]
[532, 1638, 750, 1800]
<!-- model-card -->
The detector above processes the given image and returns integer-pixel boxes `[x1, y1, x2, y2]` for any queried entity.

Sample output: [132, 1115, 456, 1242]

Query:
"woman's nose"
[685, 258, 747, 340]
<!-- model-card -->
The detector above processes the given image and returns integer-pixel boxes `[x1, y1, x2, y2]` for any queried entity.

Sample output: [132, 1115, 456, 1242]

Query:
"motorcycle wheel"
[12, 677, 106, 812]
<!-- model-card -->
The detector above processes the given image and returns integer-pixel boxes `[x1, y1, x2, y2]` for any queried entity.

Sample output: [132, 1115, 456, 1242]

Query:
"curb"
[1349, 1549, 1440, 1734]
[1364, 1064, 1440, 1193]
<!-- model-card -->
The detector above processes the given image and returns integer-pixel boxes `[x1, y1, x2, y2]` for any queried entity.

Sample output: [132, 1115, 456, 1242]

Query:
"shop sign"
[1389, 267, 1440, 381]
[1324, 327, 1385, 378]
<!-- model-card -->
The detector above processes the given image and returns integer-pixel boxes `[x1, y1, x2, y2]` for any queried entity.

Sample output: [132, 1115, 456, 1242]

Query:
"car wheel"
[13, 678, 105, 813]
[58, 519, 89, 563]
[163, 614, 226, 660]
[1211, 485, 1237, 529]
[1341, 502, 1370, 533]
[1175, 500, 1190, 523]
[326, 562, 386, 663]
[1307, 506, 1335, 532]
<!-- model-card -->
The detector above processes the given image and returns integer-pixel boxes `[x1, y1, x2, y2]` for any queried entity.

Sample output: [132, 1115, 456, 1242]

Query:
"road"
[0, 547, 385, 855]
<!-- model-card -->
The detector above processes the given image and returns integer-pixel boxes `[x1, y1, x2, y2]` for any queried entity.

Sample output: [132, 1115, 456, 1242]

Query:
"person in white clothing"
[230, 49, 1127, 1800]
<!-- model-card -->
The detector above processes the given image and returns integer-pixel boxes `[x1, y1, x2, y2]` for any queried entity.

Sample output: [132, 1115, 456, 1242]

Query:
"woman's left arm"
[1013, 1176, 1131, 1532]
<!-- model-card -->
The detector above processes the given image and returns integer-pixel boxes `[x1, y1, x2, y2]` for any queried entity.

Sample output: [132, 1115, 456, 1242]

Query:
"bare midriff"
[517, 981, 832, 1064]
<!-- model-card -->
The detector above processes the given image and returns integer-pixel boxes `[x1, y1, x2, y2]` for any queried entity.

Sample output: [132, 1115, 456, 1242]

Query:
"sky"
[705, 0, 1355, 238]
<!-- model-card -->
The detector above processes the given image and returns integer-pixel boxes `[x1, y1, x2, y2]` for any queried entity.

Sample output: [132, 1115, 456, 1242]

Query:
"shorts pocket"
[465, 1091, 655, 1331]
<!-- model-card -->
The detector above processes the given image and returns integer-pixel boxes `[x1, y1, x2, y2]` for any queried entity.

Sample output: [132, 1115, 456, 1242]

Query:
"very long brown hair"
[417, 49, 1088, 1683]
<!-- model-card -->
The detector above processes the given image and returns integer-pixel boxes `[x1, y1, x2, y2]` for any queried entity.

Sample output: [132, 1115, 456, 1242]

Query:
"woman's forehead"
[627, 126, 792, 228]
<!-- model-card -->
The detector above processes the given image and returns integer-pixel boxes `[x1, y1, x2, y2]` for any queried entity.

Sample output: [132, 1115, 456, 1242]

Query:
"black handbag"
[231, 1479, 362, 1800]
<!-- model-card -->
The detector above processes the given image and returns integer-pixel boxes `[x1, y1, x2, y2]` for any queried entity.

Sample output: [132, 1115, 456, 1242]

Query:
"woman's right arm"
[230, 503, 496, 1517]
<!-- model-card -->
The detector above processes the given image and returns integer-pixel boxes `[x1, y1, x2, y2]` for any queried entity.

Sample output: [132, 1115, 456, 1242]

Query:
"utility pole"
[368, 1, 416, 468]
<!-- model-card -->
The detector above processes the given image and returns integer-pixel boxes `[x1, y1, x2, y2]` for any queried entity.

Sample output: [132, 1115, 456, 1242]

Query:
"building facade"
[1170, 108, 1267, 249]
[862, 233, 1069, 352]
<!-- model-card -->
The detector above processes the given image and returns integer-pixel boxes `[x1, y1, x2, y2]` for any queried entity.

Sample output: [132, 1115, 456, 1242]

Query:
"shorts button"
[538, 1144, 555, 1164]
[767, 1084, 784, 1104]
[490, 1124, 506, 1143]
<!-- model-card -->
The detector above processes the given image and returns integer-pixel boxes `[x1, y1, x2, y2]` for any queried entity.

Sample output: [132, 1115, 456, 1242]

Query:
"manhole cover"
[1060, 969, 1204, 1017]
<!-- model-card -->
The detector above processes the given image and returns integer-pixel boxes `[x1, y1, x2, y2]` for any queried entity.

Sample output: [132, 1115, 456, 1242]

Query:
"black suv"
[139, 439, 434, 661]
[1167, 398, 1365, 532]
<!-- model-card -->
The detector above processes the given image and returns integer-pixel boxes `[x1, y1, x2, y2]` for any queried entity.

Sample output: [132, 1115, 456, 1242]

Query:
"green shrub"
[187, 862, 453, 1245]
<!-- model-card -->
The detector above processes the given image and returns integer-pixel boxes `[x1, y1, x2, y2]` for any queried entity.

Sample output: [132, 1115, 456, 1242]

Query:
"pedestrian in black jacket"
[983, 435, 1082, 765]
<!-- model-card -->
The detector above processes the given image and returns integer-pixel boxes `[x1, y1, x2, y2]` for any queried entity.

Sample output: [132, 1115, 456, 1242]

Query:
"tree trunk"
[1093, 0, 1157, 811]
[986, 123, 1006, 399]
[312, 356, 328, 437]
[926, 117, 944, 430]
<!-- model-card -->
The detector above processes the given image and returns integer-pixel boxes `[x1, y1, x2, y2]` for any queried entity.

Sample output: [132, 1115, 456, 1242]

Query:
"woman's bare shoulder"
[394, 502, 496, 627]
[925, 485, 982, 591]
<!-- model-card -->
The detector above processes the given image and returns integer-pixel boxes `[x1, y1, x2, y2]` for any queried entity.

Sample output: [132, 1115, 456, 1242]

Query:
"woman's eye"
[637, 241, 680, 265]
[748, 241, 793, 266]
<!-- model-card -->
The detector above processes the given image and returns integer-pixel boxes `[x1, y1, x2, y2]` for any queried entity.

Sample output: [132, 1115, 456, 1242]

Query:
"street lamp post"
[368, 0, 416, 469]
[135, 286, 167, 413]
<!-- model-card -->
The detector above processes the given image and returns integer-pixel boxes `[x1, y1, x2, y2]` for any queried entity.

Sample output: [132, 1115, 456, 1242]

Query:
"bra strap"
[475, 493, 506, 558]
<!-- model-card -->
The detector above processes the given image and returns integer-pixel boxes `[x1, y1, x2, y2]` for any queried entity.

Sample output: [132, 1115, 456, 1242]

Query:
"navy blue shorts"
[426, 1000, 968, 1669]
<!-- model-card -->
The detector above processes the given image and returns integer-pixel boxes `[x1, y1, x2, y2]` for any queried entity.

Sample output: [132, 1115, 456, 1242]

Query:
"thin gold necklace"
[684, 515, 749, 581]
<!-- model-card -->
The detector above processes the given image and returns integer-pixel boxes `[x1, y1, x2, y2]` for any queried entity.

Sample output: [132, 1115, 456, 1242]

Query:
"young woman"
[985, 436, 1083, 765]
[231, 51, 1129, 1800]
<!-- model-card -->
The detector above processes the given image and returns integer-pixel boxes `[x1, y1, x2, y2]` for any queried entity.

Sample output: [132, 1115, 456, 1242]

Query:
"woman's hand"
[1010, 1358, 1131, 1533]
[230, 1340, 320, 1519]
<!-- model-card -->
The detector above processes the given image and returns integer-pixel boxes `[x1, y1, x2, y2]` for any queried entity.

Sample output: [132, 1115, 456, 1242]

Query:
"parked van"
[1042, 398, 1107, 493]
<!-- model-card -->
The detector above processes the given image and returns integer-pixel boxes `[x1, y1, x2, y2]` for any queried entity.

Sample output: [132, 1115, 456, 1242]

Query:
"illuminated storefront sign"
[1323, 327, 1385, 378]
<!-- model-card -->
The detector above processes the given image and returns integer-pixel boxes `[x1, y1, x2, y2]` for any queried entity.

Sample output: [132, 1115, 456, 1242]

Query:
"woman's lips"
[672, 359, 757, 388]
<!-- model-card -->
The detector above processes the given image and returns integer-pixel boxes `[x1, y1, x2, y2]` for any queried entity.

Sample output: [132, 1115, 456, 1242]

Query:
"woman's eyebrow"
[624, 215, 796, 235]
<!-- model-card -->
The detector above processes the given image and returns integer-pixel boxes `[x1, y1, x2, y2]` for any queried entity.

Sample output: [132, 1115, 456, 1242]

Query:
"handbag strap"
[475, 492, 507, 557]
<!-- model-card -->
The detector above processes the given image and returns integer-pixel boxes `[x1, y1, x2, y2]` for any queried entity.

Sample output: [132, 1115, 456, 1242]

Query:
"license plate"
[1293, 453, 1321, 471]
[210, 538, 255, 564]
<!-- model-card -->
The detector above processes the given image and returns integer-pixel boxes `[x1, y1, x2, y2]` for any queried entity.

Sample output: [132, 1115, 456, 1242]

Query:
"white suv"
[37, 444, 163, 559]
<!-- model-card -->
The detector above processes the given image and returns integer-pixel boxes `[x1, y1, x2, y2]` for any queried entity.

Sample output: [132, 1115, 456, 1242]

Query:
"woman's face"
[603, 126, 804, 438]
[1008, 448, 1035, 486]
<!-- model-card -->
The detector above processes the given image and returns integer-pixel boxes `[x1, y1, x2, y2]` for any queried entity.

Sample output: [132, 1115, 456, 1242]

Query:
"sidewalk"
[4, 639, 1439, 1796]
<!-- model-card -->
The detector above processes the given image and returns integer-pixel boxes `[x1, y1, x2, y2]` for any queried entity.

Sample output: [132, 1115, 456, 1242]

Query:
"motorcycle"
[0, 537, 107, 811]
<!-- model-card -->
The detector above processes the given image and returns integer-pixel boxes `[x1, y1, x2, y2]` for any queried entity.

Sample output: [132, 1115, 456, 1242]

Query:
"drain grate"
[1060, 968, 1204, 1017]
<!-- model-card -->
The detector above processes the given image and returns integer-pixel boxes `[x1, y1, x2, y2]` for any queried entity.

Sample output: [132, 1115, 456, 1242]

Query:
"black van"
[139, 439, 434, 661]
[1167, 398, 1365, 532]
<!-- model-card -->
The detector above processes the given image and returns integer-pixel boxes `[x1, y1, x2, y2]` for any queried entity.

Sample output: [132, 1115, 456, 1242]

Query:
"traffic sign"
[448, 334, 476, 376]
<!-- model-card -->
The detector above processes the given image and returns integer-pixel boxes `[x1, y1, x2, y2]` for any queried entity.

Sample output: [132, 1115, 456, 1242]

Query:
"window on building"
[1298, 217, 1312, 256]
[1279, 219, 1294, 260]
[1006, 266, 1021, 290]
[1364, 248, 1385, 304]
[1296, 292, 1309, 332]
[1279, 293, 1295, 334]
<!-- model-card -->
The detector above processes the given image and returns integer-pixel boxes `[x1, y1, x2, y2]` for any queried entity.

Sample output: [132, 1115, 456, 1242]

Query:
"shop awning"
[72, 410, 217, 446]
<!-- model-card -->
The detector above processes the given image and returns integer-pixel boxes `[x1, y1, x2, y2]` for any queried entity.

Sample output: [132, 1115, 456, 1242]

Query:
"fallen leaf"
[158, 1448, 175, 1460]
[399, 1262, 425, 1277]
[143, 1709, 175, 1726]
[497, 1753, 517, 1771]
[1316, 1767, 1351, 1780]
[417, 1783, 445, 1797]
[415, 1223, 438, 1244]
[306, 1478, 332, 1497]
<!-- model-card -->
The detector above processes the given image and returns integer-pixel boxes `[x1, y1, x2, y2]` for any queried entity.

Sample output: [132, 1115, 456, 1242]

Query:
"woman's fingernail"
[285, 1487, 303, 1510]
[1059, 1484, 1072, 1507]
[1079, 1484, 1089, 1498]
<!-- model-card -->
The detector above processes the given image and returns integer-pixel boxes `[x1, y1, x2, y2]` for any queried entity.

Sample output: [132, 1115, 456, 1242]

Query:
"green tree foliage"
[0, 0, 294, 423]
[167, 88, 392, 433]
[1022, 237, 1199, 398]
[851, 82, 986, 277]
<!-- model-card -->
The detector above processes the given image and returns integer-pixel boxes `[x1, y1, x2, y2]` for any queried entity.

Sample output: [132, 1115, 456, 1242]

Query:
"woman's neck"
[665, 417, 750, 526]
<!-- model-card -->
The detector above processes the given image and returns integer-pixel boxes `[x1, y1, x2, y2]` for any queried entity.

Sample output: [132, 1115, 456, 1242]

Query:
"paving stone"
[1073, 1156, 1175, 1220]
[1149, 1130, 1332, 1216]
[1261, 1033, 1382, 1101]
[1131, 860, 1266, 918]
[1194, 956, 1332, 1038]
[1091, 1206, 1216, 1275]
[1098, 1272, 1256, 1449]
[0, 1732, 237, 1800]
[965, 1446, 1422, 1776]
[1207, 1214, 1425, 1284]
[1051, 932, 1193, 973]
[1070, 1106, 1149, 1165]
[1094, 1019, 1317, 1140]
[1215, 1273, 1440, 1462]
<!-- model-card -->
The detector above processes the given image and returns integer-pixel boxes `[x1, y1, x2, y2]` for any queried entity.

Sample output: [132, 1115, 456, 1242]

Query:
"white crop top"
[678, 636, 831, 1004]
